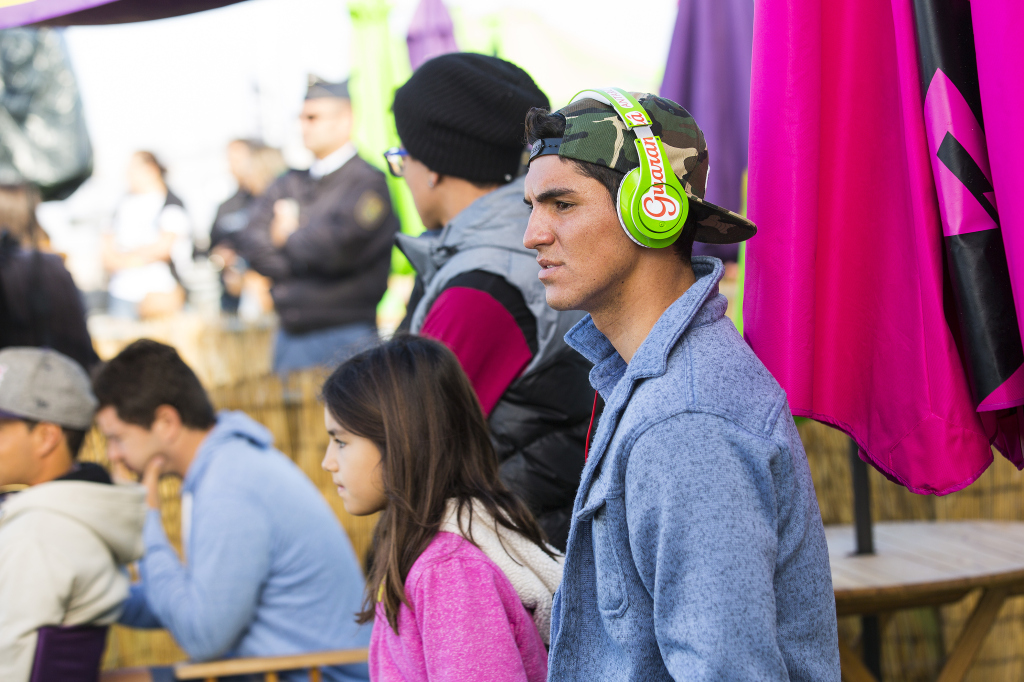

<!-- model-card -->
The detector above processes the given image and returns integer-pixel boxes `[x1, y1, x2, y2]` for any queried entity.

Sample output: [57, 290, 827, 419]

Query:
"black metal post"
[850, 438, 881, 679]
[851, 440, 874, 555]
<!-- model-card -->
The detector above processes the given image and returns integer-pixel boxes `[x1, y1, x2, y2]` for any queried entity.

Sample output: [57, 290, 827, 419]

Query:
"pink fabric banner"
[744, 0, 994, 494]
[973, 1, 1024, 349]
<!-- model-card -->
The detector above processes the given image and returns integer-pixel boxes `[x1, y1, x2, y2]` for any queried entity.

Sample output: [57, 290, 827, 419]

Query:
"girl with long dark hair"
[320, 335, 562, 681]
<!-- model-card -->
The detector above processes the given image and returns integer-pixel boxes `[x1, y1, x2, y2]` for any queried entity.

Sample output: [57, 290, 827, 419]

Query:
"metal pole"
[851, 440, 874, 555]
[849, 438, 881, 678]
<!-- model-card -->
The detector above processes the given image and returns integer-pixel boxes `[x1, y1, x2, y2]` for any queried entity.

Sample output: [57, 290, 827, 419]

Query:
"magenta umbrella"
[0, 0, 247, 28]
[744, 0, 1024, 497]
[406, 0, 457, 71]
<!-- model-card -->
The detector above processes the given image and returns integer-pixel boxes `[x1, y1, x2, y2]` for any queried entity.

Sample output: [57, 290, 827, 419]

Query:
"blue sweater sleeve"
[118, 580, 163, 628]
[624, 412, 789, 681]
[139, 492, 272, 661]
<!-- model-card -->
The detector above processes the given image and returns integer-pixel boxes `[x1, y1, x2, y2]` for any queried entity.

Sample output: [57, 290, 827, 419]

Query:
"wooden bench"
[173, 648, 368, 682]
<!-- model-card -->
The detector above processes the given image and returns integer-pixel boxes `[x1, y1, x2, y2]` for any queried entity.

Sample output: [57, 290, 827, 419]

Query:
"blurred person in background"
[0, 348, 145, 682]
[93, 340, 370, 682]
[101, 151, 192, 320]
[0, 183, 99, 370]
[233, 77, 399, 374]
[389, 54, 593, 551]
[207, 139, 285, 315]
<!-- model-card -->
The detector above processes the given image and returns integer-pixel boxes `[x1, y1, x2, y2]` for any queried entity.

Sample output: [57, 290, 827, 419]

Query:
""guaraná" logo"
[639, 137, 680, 221]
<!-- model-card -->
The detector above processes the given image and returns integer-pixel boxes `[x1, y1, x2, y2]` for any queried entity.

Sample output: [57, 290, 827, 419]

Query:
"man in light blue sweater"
[93, 340, 369, 682]
[522, 91, 839, 679]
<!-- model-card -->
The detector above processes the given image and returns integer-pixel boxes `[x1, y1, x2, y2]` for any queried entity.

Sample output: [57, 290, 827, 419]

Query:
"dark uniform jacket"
[233, 155, 398, 334]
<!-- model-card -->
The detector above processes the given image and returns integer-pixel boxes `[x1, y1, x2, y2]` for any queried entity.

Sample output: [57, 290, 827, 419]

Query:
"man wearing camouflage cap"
[523, 93, 839, 680]
[0, 348, 145, 682]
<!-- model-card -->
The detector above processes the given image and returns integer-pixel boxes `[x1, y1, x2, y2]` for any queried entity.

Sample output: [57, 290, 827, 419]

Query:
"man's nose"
[524, 212, 554, 251]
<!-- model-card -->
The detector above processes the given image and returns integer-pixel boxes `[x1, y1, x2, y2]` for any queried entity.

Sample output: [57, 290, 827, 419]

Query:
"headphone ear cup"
[616, 167, 683, 249]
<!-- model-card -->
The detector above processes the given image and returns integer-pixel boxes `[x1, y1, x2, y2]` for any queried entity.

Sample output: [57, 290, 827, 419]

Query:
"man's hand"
[270, 199, 301, 248]
[142, 456, 166, 510]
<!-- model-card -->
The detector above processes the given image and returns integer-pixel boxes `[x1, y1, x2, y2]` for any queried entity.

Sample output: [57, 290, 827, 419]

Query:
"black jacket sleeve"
[231, 177, 293, 281]
[282, 174, 395, 279]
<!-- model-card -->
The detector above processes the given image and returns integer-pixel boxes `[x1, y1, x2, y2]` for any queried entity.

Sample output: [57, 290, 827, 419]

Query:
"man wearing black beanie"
[390, 53, 594, 550]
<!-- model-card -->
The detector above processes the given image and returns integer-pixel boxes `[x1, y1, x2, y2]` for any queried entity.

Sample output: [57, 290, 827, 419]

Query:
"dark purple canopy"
[660, 0, 754, 262]
[406, 0, 458, 71]
[0, 0, 247, 29]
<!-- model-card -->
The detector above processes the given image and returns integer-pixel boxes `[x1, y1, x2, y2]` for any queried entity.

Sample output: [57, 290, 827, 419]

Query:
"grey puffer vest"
[396, 178, 594, 550]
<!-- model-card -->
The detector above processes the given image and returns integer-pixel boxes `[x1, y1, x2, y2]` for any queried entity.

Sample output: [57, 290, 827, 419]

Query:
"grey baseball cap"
[0, 348, 97, 430]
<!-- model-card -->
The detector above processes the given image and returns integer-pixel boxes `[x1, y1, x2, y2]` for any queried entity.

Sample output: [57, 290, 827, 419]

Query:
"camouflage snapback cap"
[552, 93, 756, 245]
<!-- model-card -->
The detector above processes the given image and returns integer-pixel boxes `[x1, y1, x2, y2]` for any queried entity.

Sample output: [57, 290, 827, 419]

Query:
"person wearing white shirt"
[101, 151, 191, 320]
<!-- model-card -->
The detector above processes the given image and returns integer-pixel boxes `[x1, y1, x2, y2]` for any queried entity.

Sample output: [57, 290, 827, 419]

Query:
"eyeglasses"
[383, 147, 409, 178]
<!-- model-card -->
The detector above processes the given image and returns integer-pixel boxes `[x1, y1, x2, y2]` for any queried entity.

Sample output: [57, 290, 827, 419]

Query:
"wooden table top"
[826, 521, 1024, 616]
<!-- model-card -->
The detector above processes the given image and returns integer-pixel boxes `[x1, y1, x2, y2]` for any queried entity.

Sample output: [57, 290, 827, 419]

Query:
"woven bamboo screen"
[83, 314, 1024, 679]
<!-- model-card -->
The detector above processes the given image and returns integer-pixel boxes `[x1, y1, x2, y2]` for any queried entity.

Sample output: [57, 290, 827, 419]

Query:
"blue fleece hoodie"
[548, 257, 839, 681]
[120, 411, 370, 681]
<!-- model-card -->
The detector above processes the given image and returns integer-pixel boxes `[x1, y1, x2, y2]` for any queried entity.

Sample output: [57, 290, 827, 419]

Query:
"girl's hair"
[321, 335, 554, 632]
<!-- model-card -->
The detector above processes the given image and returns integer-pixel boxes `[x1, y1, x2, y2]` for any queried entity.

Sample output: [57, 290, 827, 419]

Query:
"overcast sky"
[45, 0, 678, 288]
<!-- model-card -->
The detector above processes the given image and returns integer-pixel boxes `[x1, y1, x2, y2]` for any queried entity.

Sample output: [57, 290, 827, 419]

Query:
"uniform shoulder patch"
[354, 190, 386, 230]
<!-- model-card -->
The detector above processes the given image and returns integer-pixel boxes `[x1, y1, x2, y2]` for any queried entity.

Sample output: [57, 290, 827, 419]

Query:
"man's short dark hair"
[524, 107, 698, 264]
[92, 339, 217, 430]
[21, 418, 87, 459]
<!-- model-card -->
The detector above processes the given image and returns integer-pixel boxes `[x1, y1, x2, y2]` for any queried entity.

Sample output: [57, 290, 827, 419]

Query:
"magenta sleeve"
[419, 286, 533, 415]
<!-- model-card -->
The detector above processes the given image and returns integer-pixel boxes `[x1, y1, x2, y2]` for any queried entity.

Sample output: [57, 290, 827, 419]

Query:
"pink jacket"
[369, 532, 548, 682]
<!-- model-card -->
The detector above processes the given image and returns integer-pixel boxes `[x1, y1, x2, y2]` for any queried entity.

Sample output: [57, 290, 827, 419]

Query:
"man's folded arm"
[118, 581, 163, 628]
[138, 495, 272, 662]
[232, 182, 292, 280]
[282, 180, 394, 278]
[625, 412, 788, 681]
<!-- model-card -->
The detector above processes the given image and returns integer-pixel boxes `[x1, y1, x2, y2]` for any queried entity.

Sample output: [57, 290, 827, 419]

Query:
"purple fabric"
[406, 0, 458, 72]
[660, 0, 754, 262]
[29, 625, 108, 682]
[0, 0, 245, 29]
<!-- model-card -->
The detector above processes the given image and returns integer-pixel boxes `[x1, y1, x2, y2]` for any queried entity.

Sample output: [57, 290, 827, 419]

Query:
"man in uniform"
[233, 77, 399, 373]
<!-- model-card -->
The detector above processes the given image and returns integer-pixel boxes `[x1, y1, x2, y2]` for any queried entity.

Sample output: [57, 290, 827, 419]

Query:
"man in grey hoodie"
[0, 347, 146, 682]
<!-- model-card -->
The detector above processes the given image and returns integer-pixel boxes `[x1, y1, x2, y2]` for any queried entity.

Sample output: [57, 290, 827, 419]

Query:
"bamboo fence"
[84, 316, 1024, 680]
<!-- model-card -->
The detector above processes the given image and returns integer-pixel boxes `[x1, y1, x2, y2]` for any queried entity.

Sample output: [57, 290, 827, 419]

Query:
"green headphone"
[567, 88, 689, 249]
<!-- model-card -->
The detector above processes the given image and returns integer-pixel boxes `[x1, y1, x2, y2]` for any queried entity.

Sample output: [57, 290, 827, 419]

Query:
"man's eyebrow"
[527, 187, 579, 204]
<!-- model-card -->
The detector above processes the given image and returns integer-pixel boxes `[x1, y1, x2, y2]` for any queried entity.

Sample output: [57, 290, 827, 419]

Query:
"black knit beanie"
[393, 53, 549, 184]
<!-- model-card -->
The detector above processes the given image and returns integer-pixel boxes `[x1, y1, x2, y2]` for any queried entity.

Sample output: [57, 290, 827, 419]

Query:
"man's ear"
[151, 404, 183, 443]
[30, 423, 65, 460]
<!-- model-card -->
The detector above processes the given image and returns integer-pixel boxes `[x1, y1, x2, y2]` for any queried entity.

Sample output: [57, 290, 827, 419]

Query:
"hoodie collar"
[565, 256, 727, 399]
[182, 411, 273, 495]
[395, 177, 529, 282]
